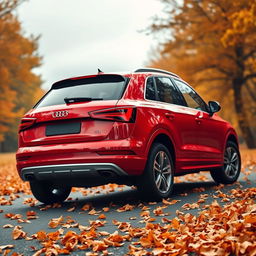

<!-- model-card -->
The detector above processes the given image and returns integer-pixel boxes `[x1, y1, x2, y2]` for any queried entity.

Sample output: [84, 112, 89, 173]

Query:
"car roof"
[133, 68, 180, 78]
[51, 68, 180, 88]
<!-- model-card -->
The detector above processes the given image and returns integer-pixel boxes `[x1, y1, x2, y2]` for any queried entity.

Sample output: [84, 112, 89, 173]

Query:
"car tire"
[30, 181, 71, 204]
[210, 141, 241, 184]
[137, 143, 174, 201]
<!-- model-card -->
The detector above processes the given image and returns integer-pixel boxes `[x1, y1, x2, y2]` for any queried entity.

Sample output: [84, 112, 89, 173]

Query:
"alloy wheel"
[153, 151, 172, 194]
[224, 146, 239, 179]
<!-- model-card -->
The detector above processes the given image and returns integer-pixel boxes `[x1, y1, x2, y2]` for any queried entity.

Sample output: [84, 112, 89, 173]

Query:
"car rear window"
[35, 75, 128, 108]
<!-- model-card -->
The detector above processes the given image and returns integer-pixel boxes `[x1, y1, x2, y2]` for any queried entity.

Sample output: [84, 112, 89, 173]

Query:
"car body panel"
[16, 70, 239, 186]
[19, 100, 121, 147]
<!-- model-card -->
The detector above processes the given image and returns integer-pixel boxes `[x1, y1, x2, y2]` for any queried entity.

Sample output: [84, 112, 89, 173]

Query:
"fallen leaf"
[12, 226, 26, 240]
[48, 216, 63, 228]
[162, 199, 180, 205]
[3, 224, 13, 228]
[0, 245, 15, 250]
[98, 214, 106, 219]
[67, 206, 76, 212]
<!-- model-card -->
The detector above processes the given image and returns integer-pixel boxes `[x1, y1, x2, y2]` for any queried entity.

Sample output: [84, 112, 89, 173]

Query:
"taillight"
[89, 107, 136, 122]
[19, 117, 37, 132]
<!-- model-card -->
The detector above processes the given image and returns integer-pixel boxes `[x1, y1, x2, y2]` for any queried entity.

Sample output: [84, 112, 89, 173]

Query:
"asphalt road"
[0, 170, 255, 255]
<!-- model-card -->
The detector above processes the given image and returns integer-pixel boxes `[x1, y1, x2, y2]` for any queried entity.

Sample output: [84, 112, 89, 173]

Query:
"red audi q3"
[16, 68, 241, 204]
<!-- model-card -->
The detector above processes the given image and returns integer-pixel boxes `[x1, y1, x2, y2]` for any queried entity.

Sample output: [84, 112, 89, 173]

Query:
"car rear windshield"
[35, 75, 128, 108]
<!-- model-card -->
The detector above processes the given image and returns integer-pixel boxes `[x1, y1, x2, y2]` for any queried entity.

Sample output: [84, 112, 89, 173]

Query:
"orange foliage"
[149, 0, 256, 148]
[0, 1, 42, 145]
[221, 0, 256, 47]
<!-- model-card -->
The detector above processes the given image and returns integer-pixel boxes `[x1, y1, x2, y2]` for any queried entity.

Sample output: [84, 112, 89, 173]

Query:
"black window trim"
[33, 89, 51, 109]
[144, 75, 188, 107]
[168, 78, 187, 107]
[172, 78, 210, 113]
[144, 75, 158, 102]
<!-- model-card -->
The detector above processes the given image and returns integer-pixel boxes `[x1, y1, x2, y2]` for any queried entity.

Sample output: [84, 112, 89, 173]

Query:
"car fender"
[145, 126, 176, 158]
[223, 128, 239, 152]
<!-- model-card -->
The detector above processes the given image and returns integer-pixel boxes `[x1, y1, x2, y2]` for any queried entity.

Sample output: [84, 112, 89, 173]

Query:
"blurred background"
[0, 0, 255, 152]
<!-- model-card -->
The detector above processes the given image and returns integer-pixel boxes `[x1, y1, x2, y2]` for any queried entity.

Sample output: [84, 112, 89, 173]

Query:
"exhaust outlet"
[98, 170, 117, 178]
[24, 173, 35, 181]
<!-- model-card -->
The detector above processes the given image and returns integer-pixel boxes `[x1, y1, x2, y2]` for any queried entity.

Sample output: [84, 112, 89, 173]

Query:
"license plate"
[46, 122, 81, 136]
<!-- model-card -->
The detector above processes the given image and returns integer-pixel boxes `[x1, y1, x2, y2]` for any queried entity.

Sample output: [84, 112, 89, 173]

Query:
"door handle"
[195, 117, 202, 124]
[165, 113, 175, 120]
[195, 111, 203, 124]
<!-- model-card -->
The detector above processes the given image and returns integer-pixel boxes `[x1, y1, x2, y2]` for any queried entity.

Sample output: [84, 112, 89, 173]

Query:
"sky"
[17, 0, 165, 90]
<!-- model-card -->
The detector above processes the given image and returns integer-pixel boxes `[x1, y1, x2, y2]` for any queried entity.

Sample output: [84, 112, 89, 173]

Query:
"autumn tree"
[0, 0, 43, 151]
[149, 0, 256, 148]
[0, 0, 26, 18]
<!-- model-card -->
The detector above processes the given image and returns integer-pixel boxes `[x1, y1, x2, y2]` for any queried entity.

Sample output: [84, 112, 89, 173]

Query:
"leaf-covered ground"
[0, 150, 255, 256]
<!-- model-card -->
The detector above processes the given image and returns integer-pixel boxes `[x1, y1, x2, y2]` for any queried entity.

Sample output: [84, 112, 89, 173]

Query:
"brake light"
[89, 107, 136, 122]
[19, 117, 37, 132]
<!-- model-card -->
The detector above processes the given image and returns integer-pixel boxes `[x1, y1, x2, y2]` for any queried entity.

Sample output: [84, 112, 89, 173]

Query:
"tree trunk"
[233, 78, 256, 148]
[246, 81, 256, 102]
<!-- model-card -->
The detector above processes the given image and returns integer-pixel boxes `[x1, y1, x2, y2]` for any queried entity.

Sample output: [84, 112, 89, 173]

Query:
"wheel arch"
[146, 129, 176, 168]
[225, 130, 239, 148]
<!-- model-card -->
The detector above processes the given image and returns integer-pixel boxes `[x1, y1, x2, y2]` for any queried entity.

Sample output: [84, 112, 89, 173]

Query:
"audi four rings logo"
[52, 110, 69, 118]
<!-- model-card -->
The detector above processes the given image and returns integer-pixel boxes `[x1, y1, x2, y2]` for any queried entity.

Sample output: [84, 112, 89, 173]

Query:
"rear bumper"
[16, 139, 147, 178]
[21, 163, 127, 181]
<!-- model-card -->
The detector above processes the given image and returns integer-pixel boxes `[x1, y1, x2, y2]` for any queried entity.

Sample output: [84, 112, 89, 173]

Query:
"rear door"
[148, 76, 202, 164]
[172, 78, 223, 165]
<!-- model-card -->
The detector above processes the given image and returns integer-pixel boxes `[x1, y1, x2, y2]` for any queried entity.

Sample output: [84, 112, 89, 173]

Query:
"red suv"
[16, 68, 241, 204]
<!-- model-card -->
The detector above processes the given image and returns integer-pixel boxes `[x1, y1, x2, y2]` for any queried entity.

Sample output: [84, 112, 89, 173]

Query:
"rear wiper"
[64, 97, 103, 104]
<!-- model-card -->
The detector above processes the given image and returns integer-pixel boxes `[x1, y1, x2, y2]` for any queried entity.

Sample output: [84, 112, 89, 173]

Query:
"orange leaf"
[98, 214, 106, 219]
[81, 204, 91, 211]
[162, 199, 180, 205]
[26, 211, 37, 216]
[0, 245, 15, 250]
[171, 218, 180, 229]
[48, 216, 63, 228]
[88, 209, 101, 215]
[92, 240, 108, 252]
[36, 230, 47, 241]
[3, 224, 13, 228]
[99, 231, 110, 236]
[107, 231, 124, 243]
[12, 226, 26, 240]
[67, 206, 75, 212]
[117, 204, 135, 212]
[140, 210, 150, 217]
[244, 214, 256, 224]
[47, 230, 60, 241]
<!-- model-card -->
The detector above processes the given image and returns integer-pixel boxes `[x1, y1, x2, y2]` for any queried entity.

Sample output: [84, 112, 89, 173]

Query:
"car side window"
[174, 79, 208, 112]
[154, 77, 185, 105]
[145, 77, 156, 101]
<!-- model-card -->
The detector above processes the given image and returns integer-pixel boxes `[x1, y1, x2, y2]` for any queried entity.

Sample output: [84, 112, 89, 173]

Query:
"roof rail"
[134, 68, 180, 78]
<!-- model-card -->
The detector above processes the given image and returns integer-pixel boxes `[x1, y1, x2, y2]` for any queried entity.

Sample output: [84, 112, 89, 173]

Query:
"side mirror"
[208, 101, 221, 116]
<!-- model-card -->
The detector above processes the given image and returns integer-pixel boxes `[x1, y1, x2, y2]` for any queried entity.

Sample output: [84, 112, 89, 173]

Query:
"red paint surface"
[16, 72, 238, 178]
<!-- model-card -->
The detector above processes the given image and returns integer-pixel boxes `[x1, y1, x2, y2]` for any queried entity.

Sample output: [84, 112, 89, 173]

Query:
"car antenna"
[98, 68, 103, 74]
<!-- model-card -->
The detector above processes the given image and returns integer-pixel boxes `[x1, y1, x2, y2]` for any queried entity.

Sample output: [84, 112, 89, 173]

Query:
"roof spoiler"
[51, 74, 126, 90]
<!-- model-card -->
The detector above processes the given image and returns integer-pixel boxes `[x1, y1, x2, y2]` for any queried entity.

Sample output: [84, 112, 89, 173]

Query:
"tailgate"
[20, 101, 118, 146]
